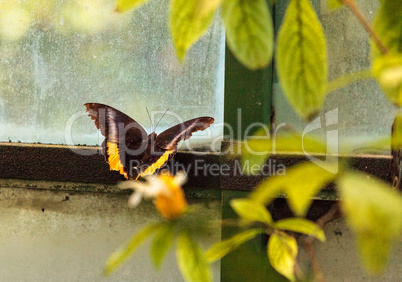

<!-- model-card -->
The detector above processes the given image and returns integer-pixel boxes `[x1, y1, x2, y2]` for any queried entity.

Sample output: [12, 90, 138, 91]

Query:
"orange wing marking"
[136, 150, 174, 180]
[107, 142, 128, 179]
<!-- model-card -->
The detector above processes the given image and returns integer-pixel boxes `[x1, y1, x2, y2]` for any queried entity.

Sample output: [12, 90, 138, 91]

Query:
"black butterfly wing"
[136, 134, 178, 179]
[155, 117, 215, 150]
[137, 147, 177, 179]
[84, 103, 148, 179]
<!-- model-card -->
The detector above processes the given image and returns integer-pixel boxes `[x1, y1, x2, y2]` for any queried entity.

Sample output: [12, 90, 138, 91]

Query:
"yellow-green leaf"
[392, 113, 402, 150]
[104, 223, 160, 275]
[328, 0, 343, 10]
[205, 228, 265, 262]
[151, 223, 175, 270]
[284, 162, 339, 216]
[274, 218, 325, 241]
[372, 55, 402, 105]
[371, 0, 402, 60]
[176, 231, 212, 282]
[337, 171, 402, 274]
[169, 0, 217, 62]
[251, 161, 339, 216]
[277, 0, 328, 121]
[197, 0, 223, 17]
[115, 0, 150, 13]
[257, 134, 327, 154]
[343, 136, 391, 154]
[268, 232, 298, 281]
[221, 0, 273, 70]
[239, 133, 327, 174]
[230, 199, 273, 225]
[249, 171, 285, 205]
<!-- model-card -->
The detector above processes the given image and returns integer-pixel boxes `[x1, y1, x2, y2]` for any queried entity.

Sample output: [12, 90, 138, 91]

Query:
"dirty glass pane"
[273, 0, 394, 153]
[0, 185, 221, 281]
[0, 0, 224, 149]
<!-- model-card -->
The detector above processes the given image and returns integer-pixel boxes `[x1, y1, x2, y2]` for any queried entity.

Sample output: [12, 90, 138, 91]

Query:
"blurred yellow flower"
[119, 171, 188, 219]
[154, 172, 188, 219]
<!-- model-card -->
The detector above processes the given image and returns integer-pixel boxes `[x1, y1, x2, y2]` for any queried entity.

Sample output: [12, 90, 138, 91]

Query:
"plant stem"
[316, 203, 340, 228]
[301, 204, 340, 282]
[341, 0, 389, 55]
[302, 240, 325, 282]
[294, 261, 305, 281]
[327, 69, 373, 93]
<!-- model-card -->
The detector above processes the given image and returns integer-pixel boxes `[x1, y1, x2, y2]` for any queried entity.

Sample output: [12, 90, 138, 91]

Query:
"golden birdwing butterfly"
[84, 103, 214, 179]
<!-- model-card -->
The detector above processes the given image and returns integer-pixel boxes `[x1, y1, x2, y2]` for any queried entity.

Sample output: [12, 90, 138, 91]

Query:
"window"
[1, 1, 399, 281]
[273, 1, 393, 152]
[0, 0, 224, 147]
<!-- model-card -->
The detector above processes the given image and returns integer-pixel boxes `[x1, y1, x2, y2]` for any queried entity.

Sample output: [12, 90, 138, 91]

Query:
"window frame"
[1, 0, 392, 191]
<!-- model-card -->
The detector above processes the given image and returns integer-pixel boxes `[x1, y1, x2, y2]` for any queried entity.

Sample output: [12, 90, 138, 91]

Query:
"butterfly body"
[85, 103, 214, 180]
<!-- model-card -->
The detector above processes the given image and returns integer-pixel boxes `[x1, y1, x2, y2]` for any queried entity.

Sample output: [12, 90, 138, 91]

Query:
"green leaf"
[151, 223, 175, 270]
[196, 0, 223, 17]
[277, 0, 328, 121]
[240, 134, 323, 154]
[392, 113, 402, 150]
[205, 228, 265, 262]
[268, 232, 298, 281]
[371, 0, 402, 60]
[284, 162, 339, 217]
[169, 0, 217, 62]
[372, 55, 402, 105]
[337, 171, 402, 274]
[328, 0, 343, 10]
[115, 0, 150, 13]
[104, 223, 160, 275]
[230, 199, 273, 225]
[251, 162, 339, 216]
[176, 230, 212, 282]
[249, 172, 284, 205]
[221, 0, 274, 70]
[343, 136, 391, 154]
[240, 133, 327, 174]
[274, 218, 325, 241]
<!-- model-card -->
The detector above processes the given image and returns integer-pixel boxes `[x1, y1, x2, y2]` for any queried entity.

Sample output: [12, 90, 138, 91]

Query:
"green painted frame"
[221, 0, 276, 277]
[221, 1, 323, 280]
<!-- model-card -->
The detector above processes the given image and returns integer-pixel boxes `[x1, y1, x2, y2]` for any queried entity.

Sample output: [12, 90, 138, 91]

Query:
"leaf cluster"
[104, 214, 213, 282]
[115, 0, 401, 121]
[237, 148, 402, 278]
[206, 196, 325, 281]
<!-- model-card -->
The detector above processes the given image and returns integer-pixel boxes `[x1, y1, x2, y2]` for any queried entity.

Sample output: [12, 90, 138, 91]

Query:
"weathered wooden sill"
[0, 142, 392, 199]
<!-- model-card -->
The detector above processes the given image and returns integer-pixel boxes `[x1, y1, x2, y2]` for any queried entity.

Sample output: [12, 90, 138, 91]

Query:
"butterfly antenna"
[154, 109, 169, 132]
[146, 107, 153, 132]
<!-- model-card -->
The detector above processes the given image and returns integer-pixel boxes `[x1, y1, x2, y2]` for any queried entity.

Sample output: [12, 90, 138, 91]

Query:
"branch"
[341, 0, 389, 55]
[327, 69, 373, 94]
[301, 204, 341, 282]
[294, 260, 305, 281]
[315, 203, 340, 228]
[302, 239, 325, 282]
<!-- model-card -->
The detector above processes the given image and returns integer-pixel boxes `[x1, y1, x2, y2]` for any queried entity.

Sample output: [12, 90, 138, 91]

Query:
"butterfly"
[84, 103, 214, 180]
